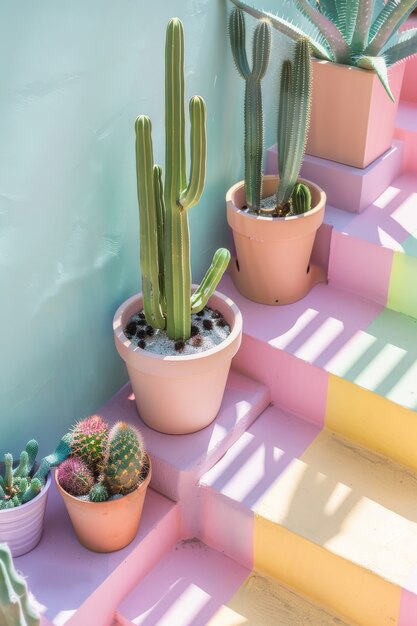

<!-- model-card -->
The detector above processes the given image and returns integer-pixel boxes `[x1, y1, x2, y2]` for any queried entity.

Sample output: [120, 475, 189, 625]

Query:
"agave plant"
[230, 0, 417, 100]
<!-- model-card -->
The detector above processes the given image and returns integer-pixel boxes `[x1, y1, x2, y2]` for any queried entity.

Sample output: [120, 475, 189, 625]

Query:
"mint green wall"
[0, 1, 291, 456]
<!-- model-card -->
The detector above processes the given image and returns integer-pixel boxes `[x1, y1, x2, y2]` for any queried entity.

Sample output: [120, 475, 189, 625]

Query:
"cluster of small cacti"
[229, 8, 312, 217]
[57, 417, 148, 503]
[0, 543, 40, 626]
[0, 437, 70, 510]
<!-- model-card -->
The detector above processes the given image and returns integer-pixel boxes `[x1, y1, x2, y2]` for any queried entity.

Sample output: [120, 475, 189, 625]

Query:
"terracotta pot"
[306, 60, 405, 168]
[226, 175, 326, 305]
[113, 290, 242, 435]
[55, 456, 151, 553]
[0, 464, 51, 557]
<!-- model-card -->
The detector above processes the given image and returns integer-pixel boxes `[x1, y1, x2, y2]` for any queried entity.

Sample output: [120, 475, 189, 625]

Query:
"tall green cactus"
[276, 37, 312, 210]
[0, 544, 40, 626]
[229, 8, 271, 211]
[135, 18, 230, 342]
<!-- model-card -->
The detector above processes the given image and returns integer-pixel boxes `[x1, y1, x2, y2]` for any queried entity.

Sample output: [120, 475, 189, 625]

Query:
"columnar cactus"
[135, 18, 230, 341]
[0, 543, 40, 626]
[291, 182, 312, 215]
[103, 422, 146, 496]
[69, 415, 108, 474]
[229, 8, 271, 211]
[276, 38, 312, 212]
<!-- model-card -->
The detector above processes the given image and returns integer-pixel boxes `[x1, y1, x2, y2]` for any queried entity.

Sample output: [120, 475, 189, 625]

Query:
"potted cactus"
[230, 0, 416, 167]
[227, 9, 326, 305]
[0, 437, 70, 557]
[0, 543, 41, 625]
[55, 416, 151, 552]
[113, 18, 242, 435]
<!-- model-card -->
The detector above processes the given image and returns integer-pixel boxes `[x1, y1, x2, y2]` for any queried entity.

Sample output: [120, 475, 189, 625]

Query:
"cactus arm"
[229, 0, 333, 61]
[295, 0, 351, 63]
[355, 54, 394, 101]
[153, 165, 166, 316]
[4, 454, 13, 492]
[277, 38, 312, 207]
[229, 7, 251, 79]
[366, 0, 417, 57]
[190, 249, 231, 314]
[179, 96, 206, 211]
[292, 182, 312, 214]
[383, 28, 417, 66]
[135, 116, 166, 329]
[12, 452, 29, 479]
[24, 440, 38, 474]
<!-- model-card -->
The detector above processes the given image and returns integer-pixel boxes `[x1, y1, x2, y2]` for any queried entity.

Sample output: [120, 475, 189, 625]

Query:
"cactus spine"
[229, 8, 271, 211]
[0, 543, 40, 626]
[276, 38, 312, 211]
[135, 18, 230, 341]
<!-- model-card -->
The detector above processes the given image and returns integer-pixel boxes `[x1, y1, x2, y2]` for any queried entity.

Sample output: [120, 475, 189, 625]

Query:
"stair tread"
[116, 540, 355, 626]
[201, 406, 417, 593]
[15, 485, 179, 624]
[221, 274, 417, 412]
[96, 370, 270, 502]
[325, 173, 417, 255]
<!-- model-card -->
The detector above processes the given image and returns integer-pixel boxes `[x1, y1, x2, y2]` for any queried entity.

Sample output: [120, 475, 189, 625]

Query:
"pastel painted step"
[326, 173, 417, 318]
[266, 140, 404, 215]
[220, 274, 417, 471]
[200, 406, 417, 626]
[115, 539, 356, 626]
[96, 370, 270, 513]
[15, 485, 181, 626]
[395, 101, 417, 174]
[399, 17, 417, 105]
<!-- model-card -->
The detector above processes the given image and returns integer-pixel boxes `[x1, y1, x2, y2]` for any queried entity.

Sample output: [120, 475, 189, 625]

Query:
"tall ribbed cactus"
[135, 18, 230, 341]
[0, 544, 40, 626]
[229, 8, 271, 211]
[276, 38, 312, 210]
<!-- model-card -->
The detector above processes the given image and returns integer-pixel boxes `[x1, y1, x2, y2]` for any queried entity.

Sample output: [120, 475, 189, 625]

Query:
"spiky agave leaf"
[295, 0, 350, 62]
[355, 54, 394, 100]
[383, 28, 417, 66]
[229, 0, 333, 60]
[366, 0, 417, 57]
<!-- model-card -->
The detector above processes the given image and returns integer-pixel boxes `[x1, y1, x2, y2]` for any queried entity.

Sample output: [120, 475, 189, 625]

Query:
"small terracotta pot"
[226, 175, 326, 305]
[113, 290, 242, 435]
[306, 59, 405, 168]
[55, 456, 151, 553]
[0, 464, 51, 557]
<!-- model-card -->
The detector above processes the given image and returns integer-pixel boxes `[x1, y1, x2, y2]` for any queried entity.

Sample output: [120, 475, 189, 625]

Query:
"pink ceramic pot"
[306, 60, 405, 168]
[55, 456, 151, 553]
[113, 290, 242, 434]
[0, 470, 51, 557]
[227, 175, 326, 305]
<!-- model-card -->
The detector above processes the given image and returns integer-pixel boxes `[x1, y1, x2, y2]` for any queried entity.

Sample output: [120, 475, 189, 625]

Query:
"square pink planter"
[306, 60, 405, 168]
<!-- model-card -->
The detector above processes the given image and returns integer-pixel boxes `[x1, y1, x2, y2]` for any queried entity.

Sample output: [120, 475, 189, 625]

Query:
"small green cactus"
[291, 183, 312, 215]
[104, 422, 147, 496]
[69, 415, 108, 474]
[89, 483, 108, 503]
[0, 543, 40, 626]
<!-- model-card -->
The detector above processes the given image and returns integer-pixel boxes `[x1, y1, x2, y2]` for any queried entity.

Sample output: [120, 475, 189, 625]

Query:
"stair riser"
[233, 335, 417, 472]
[255, 519, 409, 626]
